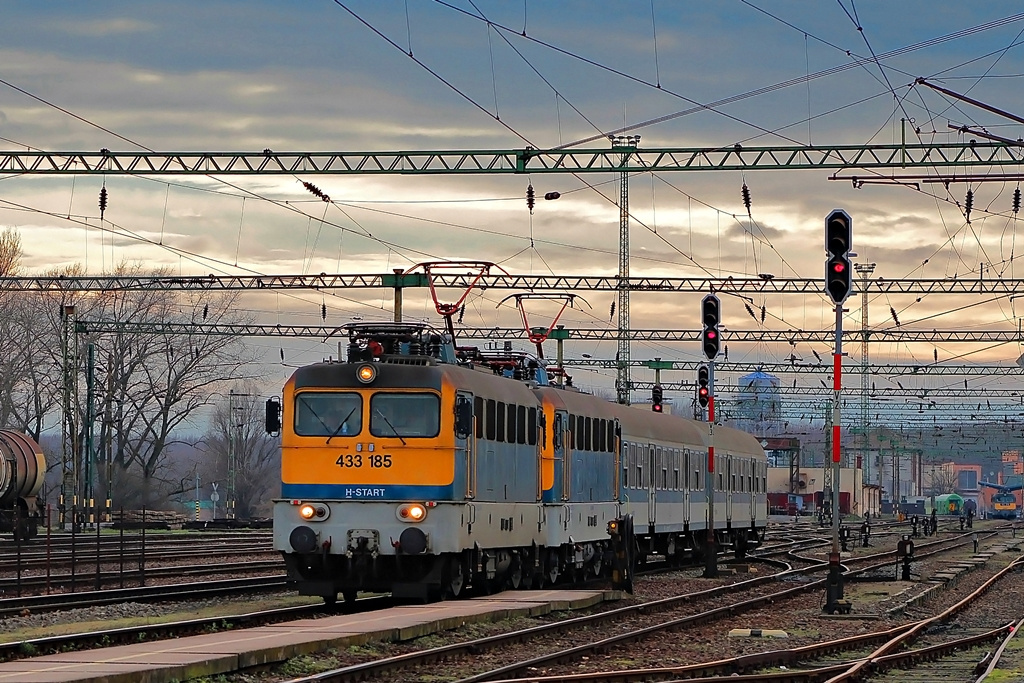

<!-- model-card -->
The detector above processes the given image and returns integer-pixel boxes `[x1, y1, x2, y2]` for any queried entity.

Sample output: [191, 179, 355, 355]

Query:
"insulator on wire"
[544, 191, 561, 201]
[741, 182, 751, 216]
[526, 184, 535, 213]
[760, 305, 766, 324]
[98, 185, 108, 220]
[609, 301, 616, 320]
[965, 189, 973, 223]
[303, 181, 330, 203]
[1014, 187, 1021, 214]
[321, 302, 327, 321]
[744, 303, 756, 320]
[202, 303, 209, 321]
[280, 348, 285, 362]
[890, 306, 900, 327]
[457, 305, 465, 324]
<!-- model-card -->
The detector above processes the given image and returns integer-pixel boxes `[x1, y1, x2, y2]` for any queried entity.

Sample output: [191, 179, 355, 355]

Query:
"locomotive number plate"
[335, 453, 393, 468]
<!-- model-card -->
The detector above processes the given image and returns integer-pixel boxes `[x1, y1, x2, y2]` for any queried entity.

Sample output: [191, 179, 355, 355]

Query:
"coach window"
[496, 402, 506, 442]
[622, 441, 630, 488]
[369, 393, 439, 438]
[673, 450, 681, 490]
[636, 445, 644, 488]
[295, 392, 362, 436]
[507, 403, 517, 443]
[659, 447, 667, 489]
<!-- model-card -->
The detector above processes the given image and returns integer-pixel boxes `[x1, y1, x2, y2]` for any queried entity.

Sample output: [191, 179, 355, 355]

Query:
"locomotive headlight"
[297, 503, 330, 521]
[356, 364, 377, 384]
[397, 503, 427, 522]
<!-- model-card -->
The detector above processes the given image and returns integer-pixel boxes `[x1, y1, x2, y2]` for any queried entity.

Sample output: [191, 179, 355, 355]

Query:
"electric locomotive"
[981, 481, 1022, 520]
[270, 321, 768, 604]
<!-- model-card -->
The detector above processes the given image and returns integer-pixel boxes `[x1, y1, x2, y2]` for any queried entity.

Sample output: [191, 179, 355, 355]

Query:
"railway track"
[268, 530, 1001, 683]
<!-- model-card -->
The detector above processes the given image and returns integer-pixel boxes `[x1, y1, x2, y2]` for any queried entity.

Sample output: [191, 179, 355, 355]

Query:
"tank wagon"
[0, 430, 46, 540]
[269, 322, 768, 604]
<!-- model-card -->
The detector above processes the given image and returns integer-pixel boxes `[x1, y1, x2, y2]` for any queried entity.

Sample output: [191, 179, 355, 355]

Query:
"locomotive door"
[456, 392, 475, 499]
[647, 444, 657, 529]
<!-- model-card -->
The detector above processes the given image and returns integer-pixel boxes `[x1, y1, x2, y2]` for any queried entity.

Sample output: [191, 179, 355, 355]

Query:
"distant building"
[734, 369, 781, 432]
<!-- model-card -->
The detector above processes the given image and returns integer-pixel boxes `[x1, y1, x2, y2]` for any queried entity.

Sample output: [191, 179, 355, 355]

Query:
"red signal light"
[652, 403, 663, 413]
[832, 262, 846, 273]
[707, 330, 717, 339]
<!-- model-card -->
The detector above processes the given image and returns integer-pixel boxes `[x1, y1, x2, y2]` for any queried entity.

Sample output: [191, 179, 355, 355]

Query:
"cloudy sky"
[3, 1, 1024, 422]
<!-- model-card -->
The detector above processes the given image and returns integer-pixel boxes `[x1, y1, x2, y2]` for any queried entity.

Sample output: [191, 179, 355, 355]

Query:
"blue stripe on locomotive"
[283, 482, 456, 500]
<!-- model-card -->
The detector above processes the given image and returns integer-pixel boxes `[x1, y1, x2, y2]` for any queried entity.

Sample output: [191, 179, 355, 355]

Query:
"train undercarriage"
[281, 519, 765, 604]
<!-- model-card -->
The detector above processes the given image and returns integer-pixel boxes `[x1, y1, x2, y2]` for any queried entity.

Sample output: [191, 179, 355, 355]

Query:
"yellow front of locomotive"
[273, 358, 466, 600]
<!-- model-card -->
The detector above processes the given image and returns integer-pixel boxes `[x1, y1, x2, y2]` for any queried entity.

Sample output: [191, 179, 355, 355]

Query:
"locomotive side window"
[506, 403, 516, 443]
[584, 417, 592, 451]
[496, 402, 506, 442]
[517, 405, 527, 444]
[527, 407, 537, 445]
[622, 441, 630, 488]
[369, 393, 440, 438]
[486, 400, 496, 440]
[295, 392, 362, 436]
[475, 396, 484, 438]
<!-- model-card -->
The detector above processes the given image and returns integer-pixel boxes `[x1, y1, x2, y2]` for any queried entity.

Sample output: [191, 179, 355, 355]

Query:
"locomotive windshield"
[370, 393, 440, 438]
[295, 392, 362, 436]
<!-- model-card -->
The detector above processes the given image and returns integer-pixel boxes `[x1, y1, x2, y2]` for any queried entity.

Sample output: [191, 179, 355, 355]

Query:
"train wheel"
[507, 556, 524, 590]
[544, 551, 560, 586]
[443, 557, 465, 600]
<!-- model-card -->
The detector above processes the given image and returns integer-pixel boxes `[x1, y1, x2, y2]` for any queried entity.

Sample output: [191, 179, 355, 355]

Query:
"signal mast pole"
[700, 294, 721, 578]
[824, 209, 853, 614]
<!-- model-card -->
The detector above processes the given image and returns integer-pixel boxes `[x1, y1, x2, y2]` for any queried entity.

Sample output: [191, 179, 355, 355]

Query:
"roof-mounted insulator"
[303, 181, 331, 203]
[965, 189, 973, 223]
[741, 182, 751, 217]
[98, 185, 108, 220]
[526, 184, 535, 214]
[1013, 187, 1021, 214]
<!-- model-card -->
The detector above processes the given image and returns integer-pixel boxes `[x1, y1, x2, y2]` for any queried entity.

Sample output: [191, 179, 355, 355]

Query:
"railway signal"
[697, 365, 710, 408]
[825, 209, 852, 304]
[651, 384, 664, 412]
[701, 294, 721, 360]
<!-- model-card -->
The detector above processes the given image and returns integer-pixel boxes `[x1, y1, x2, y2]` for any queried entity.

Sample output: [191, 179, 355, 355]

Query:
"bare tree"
[22, 262, 261, 508]
[924, 463, 959, 497]
[200, 384, 280, 518]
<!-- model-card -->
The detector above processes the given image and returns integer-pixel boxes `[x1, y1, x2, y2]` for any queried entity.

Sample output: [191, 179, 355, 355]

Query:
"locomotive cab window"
[295, 392, 362, 436]
[370, 393, 440, 438]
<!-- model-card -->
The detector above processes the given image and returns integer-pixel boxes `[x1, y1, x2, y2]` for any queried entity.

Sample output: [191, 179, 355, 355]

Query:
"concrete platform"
[0, 589, 618, 683]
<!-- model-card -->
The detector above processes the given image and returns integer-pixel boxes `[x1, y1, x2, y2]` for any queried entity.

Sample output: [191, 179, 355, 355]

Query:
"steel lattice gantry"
[2, 141, 1024, 175]
[72, 321, 1024, 344]
[7, 273, 1024, 294]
